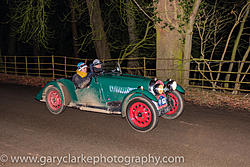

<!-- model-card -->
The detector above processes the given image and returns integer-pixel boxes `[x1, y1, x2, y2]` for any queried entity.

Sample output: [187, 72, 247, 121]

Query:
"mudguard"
[57, 79, 78, 102]
[35, 81, 64, 102]
[163, 80, 185, 94]
[121, 88, 158, 117]
[35, 79, 78, 103]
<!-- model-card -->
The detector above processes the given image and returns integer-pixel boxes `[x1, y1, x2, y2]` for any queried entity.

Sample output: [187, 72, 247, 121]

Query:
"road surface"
[0, 83, 249, 167]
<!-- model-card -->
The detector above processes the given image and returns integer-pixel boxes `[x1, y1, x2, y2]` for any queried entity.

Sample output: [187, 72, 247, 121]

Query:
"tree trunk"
[0, 25, 4, 72]
[7, 25, 16, 73]
[155, 0, 183, 83]
[0, 48, 4, 73]
[69, 0, 79, 57]
[156, 27, 184, 82]
[183, 0, 201, 87]
[86, 0, 111, 60]
[233, 45, 250, 94]
[225, 3, 249, 88]
[8, 29, 16, 57]
[126, 0, 141, 75]
[214, 2, 249, 87]
[33, 46, 39, 57]
[155, 0, 201, 85]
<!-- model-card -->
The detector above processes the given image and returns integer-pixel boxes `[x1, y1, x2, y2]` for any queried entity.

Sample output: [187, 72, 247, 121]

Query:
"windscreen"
[102, 61, 122, 74]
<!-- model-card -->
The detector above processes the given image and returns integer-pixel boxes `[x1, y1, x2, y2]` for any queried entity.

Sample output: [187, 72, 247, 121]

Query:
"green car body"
[35, 74, 184, 111]
[35, 62, 185, 132]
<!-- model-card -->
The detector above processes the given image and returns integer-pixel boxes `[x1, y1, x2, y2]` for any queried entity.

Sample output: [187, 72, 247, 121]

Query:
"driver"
[92, 59, 103, 74]
[72, 62, 92, 89]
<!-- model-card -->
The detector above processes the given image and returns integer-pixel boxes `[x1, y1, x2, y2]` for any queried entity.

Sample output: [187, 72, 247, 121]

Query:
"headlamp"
[154, 84, 164, 95]
[171, 81, 177, 90]
[166, 80, 177, 91]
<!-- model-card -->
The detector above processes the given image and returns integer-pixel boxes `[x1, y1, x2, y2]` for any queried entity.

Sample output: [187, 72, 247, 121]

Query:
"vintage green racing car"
[35, 61, 185, 132]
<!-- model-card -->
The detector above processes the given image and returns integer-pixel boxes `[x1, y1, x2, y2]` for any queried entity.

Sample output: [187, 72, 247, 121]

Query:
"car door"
[75, 78, 105, 107]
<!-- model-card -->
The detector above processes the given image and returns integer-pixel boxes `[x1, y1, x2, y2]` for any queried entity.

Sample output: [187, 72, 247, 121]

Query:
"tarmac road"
[0, 83, 249, 167]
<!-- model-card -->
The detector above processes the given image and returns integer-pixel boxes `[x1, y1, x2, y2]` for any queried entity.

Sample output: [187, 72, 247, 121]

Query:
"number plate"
[157, 94, 167, 109]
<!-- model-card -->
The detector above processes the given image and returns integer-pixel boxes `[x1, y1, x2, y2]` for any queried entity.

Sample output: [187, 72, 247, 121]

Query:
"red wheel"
[162, 91, 184, 119]
[46, 86, 65, 114]
[47, 90, 62, 110]
[126, 96, 158, 132]
[166, 93, 179, 115]
[129, 102, 152, 128]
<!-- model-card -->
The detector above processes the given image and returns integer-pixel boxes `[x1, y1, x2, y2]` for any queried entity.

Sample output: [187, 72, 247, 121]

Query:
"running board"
[76, 104, 121, 115]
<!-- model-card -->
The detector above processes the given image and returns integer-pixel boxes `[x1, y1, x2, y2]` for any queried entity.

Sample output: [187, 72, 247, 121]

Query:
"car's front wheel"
[162, 91, 184, 119]
[126, 96, 158, 132]
[45, 86, 65, 115]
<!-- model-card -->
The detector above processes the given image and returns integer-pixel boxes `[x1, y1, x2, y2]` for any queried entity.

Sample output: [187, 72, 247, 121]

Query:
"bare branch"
[131, 0, 153, 22]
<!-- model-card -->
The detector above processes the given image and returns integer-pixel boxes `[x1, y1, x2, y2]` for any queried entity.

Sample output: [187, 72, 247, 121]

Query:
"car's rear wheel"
[46, 86, 65, 115]
[126, 96, 158, 132]
[162, 91, 184, 119]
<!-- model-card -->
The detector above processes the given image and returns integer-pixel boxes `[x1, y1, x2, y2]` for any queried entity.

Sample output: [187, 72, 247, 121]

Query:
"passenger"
[72, 62, 92, 89]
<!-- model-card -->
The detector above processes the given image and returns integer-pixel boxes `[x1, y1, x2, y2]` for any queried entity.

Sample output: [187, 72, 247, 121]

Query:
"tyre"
[162, 91, 184, 119]
[45, 86, 66, 115]
[126, 96, 158, 132]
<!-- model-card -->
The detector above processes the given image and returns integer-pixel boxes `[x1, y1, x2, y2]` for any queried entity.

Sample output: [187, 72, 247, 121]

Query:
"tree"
[193, 0, 234, 90]
[126, 0, 142, 75]
[102, 0, 155, 76]
[193, 0, 249, 93]
[0, 48, 4, 73]
[154, 0, 201, 86]
[69, 0, 80, 57]
[86, 0, 111, 60]
[6, 1, 16, 58]
[233, 45, 250, 94]
[10, 0, 53, 50]
[225, 1, 249, 88]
